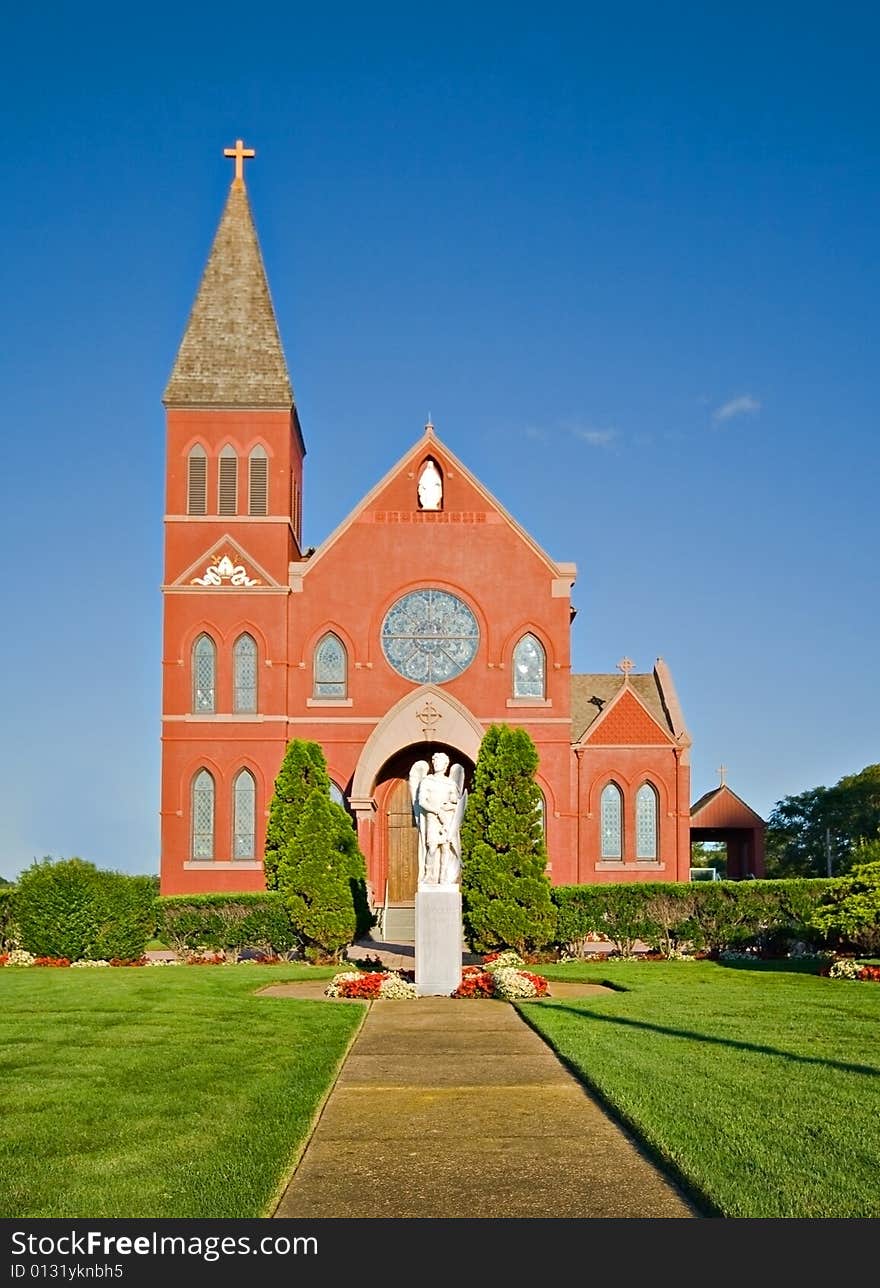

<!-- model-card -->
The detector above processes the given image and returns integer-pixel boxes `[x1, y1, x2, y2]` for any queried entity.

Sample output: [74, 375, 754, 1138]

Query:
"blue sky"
[1, 2, 877, 879]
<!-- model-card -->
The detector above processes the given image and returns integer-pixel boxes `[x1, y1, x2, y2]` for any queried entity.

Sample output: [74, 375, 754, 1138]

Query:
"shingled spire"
[163, 175, 293, 408]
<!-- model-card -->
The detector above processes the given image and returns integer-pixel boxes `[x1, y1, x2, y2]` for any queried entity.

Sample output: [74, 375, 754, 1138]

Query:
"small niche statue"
[409, 752, 467, 886]
[417, 459, 443, 511]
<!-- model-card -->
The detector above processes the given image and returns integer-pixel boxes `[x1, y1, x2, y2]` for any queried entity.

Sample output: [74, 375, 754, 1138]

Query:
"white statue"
[418, 459, 443, 511]
[409, 752, 467, 886]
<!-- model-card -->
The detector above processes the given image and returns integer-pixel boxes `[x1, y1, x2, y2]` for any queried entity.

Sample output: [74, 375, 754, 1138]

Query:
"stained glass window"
[601, 783, 623, 859]
[330, 782, 346, 809]
[192, 634, 216, 714]
[314, 633, 347, 697]
[233, 769, 256, 859]
[380, 589, 479, 684]
[192, 770, 214, 859]
[636, 783, 658, 859]
[513, 633, 545, 698]
[233, 634, 257, 712]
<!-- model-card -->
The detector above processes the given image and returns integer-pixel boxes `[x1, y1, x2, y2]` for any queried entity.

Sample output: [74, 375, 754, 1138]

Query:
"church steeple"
[163, 154, 294, 410]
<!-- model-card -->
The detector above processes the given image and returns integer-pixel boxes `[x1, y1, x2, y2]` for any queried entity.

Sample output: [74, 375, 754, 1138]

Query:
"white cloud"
[572, 427, 617, 447]
[713, 394, 761, 423]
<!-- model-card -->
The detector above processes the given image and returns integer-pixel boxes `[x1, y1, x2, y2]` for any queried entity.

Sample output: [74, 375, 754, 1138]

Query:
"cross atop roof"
[223, 138, 255, 188]
[717, 763, 728, 786]
[616, 656, 635, 676]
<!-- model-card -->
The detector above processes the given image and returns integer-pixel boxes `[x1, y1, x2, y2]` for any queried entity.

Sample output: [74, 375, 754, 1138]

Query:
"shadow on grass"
[523, 1003, 880, 1079]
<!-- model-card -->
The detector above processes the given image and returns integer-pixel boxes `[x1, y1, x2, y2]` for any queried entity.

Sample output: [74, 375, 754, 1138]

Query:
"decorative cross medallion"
[223, 138, 255, 188]
[416, 700, 441, 739]
[616, 657, 635, 676]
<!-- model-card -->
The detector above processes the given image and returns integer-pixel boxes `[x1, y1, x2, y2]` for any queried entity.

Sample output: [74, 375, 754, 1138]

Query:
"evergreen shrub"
[277, 790, 369, 961]
[460, 724, 557, 953]
[14, 859, 157, 962]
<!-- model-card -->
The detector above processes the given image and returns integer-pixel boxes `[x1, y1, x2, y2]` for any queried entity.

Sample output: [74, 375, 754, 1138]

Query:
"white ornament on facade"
[191, 553, 262, 587]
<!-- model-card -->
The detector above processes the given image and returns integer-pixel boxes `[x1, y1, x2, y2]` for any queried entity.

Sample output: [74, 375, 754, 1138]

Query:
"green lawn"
[522, 960, 880, 1217]
[0, 966, 363, 1218]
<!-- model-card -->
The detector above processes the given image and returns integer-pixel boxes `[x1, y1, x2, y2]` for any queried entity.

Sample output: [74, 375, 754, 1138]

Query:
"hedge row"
[551, 878, 841, 956]
[156, 893, 297, 959]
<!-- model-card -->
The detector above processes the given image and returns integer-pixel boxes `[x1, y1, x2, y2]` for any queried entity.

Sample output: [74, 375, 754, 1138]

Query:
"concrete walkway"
[272, 995, 696, 1218]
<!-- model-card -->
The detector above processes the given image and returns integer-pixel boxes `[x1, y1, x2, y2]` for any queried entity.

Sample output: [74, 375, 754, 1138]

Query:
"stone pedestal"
[415, 885, 462, 997]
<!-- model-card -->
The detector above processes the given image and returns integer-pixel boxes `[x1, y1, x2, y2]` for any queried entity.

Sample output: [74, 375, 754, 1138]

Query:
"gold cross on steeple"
[717, 764, 728, 786]
[223, 138, 255, 188]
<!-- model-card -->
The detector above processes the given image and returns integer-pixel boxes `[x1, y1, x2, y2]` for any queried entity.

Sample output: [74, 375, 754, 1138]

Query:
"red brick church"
[159, 144, 763, 915]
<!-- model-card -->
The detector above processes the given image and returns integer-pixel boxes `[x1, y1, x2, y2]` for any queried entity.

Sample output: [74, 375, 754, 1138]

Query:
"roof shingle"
[163, 182, 293, 408]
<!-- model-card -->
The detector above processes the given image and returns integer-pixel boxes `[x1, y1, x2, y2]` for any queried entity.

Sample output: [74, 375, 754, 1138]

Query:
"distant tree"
[0, 876, 10, 886]
[690, 841, 727, 878]
[765, 764, 880, 878]
[460, 724, 556, 953]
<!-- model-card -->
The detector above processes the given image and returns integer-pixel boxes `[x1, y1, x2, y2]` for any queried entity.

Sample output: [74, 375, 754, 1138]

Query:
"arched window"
[233, 633, 258, 713]
[192, 634, 216, 714]
[233, 769, 256, 859]
[636, 783, 659, 860]
[330, 782, 346, 809]
[535, 789, 546, 840]
[513, 633, 546, 698]
[601, 783, 623, 859]
[191, 770, 215, 859]
[248, 446, 268, 516]
[218, 445, 238, 516]
[314, 632, 347, 698]
[187, 446, 207, 515]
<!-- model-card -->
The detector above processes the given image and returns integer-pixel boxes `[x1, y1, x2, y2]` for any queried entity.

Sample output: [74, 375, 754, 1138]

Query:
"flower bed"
[453, 955, 549, 1000]
[822, 957, 880, 982]
[325, 970, 417, 999]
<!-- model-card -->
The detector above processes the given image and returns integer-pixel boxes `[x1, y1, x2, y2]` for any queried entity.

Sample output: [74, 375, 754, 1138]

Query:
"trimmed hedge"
[13, 859, 158, 961]
[157, 892, 298, 960]
[552, 878, 841, 956]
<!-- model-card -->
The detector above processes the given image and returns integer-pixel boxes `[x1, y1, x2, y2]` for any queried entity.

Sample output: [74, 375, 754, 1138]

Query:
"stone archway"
[348, 687, 483, 936]
[350, 685, 483, 808]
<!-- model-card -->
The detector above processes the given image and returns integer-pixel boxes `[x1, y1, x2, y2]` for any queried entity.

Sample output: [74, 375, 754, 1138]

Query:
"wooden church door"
[385, 778, 419, 903]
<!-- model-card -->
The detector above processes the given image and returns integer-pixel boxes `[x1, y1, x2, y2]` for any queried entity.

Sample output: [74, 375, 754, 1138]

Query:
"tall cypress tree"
[460, 724, 557, 953]
[264, 740, 332, 889]
[277, 790, 360, 960]
[264, 738, 372, 942]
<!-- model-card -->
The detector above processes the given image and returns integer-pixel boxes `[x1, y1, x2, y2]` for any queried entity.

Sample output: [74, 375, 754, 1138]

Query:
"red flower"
[33, 957, 70, 967]
[0, 954, 8, 967]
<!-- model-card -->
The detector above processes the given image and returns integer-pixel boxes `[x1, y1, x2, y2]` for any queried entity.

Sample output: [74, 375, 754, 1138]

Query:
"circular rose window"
[381, 589, 480, 684]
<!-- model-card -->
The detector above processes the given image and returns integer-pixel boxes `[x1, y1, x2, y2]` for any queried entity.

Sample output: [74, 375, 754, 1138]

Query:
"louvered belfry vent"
[249, 450, 268, 515]
[218, 450, 237, 515]
[187, 449, 207, 515]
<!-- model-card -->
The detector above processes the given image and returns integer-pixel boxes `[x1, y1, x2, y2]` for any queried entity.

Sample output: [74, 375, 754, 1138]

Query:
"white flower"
[5, 950, 36, 966]
[491, 967, 540, 1000]
[70, 959, 111, 968]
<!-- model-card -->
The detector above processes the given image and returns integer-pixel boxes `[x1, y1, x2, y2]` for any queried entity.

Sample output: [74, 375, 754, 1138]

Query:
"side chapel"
[160, 144, 764, 922]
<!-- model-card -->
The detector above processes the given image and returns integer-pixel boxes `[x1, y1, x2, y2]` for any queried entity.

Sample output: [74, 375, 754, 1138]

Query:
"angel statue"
[409, 752, 467, 887]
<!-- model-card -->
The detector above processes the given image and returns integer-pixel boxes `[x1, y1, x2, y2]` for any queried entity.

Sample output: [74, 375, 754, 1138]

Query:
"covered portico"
[690, 780, 765, 879]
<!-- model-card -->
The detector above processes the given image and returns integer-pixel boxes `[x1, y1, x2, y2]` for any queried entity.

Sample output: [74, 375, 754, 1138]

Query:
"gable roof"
[164, 181, 294, 409]
[570, 665, 683, 743]
[297, 426, 575, 580]
[691, 784, 765, 826]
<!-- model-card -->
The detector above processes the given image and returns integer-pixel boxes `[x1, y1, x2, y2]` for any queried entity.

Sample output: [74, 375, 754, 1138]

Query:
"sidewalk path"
[272, 995, 696, 1218]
